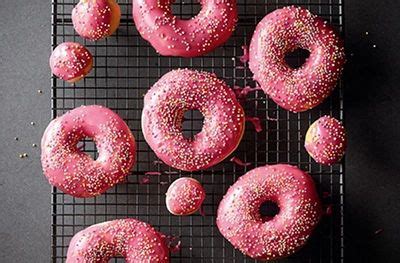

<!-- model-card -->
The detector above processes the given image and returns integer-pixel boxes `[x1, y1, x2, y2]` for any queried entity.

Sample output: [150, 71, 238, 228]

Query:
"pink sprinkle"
[153, 160, 164, 165]
[160, 181, 169, 185]
[245, 116, 263, 132]
[164, 171, 179, 175]
[374, 228, 384, 235]
[139, 176, 150, 184]
[239, 45, 249, 63]
[164, 235, 181, 253]
[233, 86, 262, 100]
[230, 156, 251, 167]
[323, 191, 331, 198]
[266, 116, 278, 121]
[199, 205, 206, 216]
[145, 171, 162, 176]
[325, 205, 333, 216]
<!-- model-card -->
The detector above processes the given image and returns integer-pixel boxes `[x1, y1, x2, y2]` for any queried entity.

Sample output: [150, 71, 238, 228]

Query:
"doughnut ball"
[166, 177, 206, 215]
[305, 115, 346, 165]
[49, 42, 93, 83]
[72, 0, 121, 41]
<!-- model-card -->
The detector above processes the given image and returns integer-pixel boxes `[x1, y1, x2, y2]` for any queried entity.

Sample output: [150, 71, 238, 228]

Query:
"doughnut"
[217, 164, 322, 260]
[249, 6, 345, 112]
[41, 105, 136, 198]
[305, 115, 346, 165]
[166, 177, 206, 215]
[72, 0, 121, 41]
[66, 219, 169, 262]
[131, 0, 237, 57]
[49, 42, 93, 83]
[142, 69, 245, 171]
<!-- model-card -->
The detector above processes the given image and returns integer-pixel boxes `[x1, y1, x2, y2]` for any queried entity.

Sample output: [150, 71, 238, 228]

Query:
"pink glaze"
[249, 6, 345, 112]
[49, 42, 93, 83]
[142, 69, 245, 171]
[66, 219, 169, 262]
[166, 177, 206, 215]
[217, 164, 322, 261]
[41, 105, 136, 198]
[305, 115, 346, 165]
[132, 0, 237, 57]
[72, 0, 121, 41]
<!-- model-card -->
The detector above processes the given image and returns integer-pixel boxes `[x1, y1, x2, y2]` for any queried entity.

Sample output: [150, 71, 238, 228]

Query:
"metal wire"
[51, 0, 344, 262]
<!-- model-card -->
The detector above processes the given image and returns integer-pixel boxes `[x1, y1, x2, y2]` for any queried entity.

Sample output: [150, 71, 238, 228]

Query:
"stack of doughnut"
[43, 3, 348, 262]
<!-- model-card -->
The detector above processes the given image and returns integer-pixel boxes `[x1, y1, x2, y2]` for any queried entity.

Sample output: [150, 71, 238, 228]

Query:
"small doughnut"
[217, 164, 322, 261]
[249, 6, 345, 112]
[132, 0, 237, 57]
[142, 69, 245, 171]
[72, 0, 121, 41]
[49, 42, 93, 83]
[41, 105, 136, 198]
[166, 177, 206, 215]
[66, 219, 169, 262]
[305, 115, 346, 165]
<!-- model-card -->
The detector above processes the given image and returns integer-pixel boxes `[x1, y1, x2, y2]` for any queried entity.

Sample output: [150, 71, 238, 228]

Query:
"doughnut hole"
[182, 109, 204, 140]
[77, 137, 99, 160]
[259, 200, 280, 222]
[172, 0, 201, 20]
[284, 48, 310, 69]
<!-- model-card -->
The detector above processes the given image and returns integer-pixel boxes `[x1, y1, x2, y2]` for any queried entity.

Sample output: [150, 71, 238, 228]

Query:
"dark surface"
[0, 0, 399, 262]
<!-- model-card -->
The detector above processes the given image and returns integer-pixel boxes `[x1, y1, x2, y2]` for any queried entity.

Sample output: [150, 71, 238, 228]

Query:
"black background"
[1, 0, 399, 262]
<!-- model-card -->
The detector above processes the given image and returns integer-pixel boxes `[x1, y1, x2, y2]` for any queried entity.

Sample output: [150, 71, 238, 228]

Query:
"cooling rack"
[51, 0, 345, 262]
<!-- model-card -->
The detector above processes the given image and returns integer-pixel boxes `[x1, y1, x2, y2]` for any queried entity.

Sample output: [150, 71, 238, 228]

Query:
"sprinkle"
[365, 31, 369, 35]
[239, 45, 249, 63]
[32, 143, 37, 148]
[245, 116, 262, 132]
[374, 228, 383, 235]
[325, 205, 333, 216]
[145, 171, 162, 176]
[37, 89, 43, 94]
[19, 154, 24, 158]
[30, 122, 35, 126]
[14, 137, 19, 141]
[139, 176, 150, 185]
[372, 44, 376, 48]
[230, 156, 251, 167]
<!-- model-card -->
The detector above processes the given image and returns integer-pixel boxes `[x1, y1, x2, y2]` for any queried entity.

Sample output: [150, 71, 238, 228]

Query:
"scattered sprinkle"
[374, 228, 383, 235]
[145, 171, 162, 176]
[139, 176, 150, 185]
[239, 45, 249, 63]
[230, 156, 251, 167]
[32, 143, 37, 148]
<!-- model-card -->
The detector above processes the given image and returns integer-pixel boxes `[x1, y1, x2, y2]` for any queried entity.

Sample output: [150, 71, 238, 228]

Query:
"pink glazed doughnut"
[166, 177, 206, 215]
[142, 69, 245, 171]
[249, 6, 345, 112]
[66, 219, 169, 262]
[41, 105, 136, 198]
[72, 0, 121, 41]
[49, 42, 93, 83]
[305, 115, 346, 165]
[131, 0, 237, 57]
[217, 164, 322, 261]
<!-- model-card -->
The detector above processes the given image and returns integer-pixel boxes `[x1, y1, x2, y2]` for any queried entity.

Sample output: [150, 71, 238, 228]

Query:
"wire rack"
[51, 0, 344, 262]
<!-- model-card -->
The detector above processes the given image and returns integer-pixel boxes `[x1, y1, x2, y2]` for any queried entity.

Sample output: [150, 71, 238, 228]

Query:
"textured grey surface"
[1, 0, 400, 262]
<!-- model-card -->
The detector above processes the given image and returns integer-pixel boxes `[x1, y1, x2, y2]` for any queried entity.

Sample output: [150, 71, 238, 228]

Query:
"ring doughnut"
[305, 115, 346, 165]
[41, 105, 136, 198]
[132, 0, 237, 57]
[66, 219, 169, 262]
[142, 69, 245, 171]
[249, 6, 345, 112]
[217, 164, 322, 260]
[166, 177, 206, 215]
[72, 0, 121, 41]
[49, 42, 93, 83]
